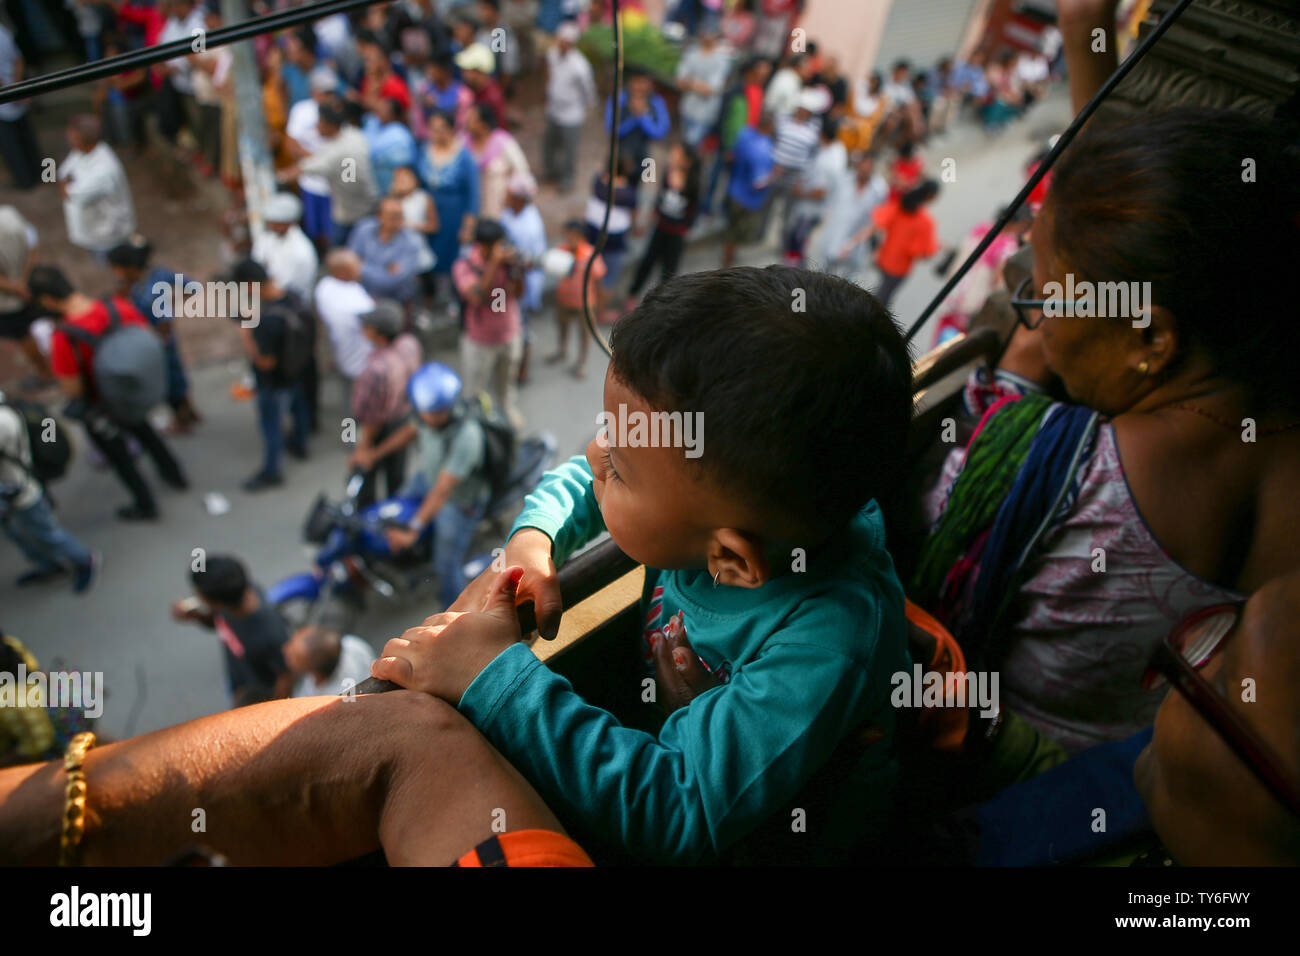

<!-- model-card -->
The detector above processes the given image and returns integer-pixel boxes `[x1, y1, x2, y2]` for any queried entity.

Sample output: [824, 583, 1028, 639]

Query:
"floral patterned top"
[923, 371, 1246, 752]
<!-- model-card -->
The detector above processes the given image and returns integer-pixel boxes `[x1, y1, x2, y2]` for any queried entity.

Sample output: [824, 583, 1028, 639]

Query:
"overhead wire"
[903, 0, 1195, 345]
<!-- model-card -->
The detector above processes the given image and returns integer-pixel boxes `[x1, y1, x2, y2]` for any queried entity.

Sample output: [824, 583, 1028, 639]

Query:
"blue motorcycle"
[267, 431, 557, 632]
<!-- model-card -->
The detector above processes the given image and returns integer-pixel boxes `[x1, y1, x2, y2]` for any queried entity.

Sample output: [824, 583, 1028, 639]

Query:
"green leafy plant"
[579, 21, 681, 83]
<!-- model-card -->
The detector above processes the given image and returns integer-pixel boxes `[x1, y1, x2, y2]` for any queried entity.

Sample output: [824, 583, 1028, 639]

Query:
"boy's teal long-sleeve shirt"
[457, 455, 909, 864]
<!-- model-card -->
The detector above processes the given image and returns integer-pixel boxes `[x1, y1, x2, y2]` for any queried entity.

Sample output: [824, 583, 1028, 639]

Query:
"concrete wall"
[798, 0, 896, 84]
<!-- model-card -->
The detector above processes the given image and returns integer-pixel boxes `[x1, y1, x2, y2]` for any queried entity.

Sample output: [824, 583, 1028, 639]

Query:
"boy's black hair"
[318, 104, 344, 128]
[342, 100, 366, 127]
[27, 265, 74, 302]
[230, 258, 268, 284]
[901, 179, 939, 213]
[473, 218, 506, 245]
[609, 266, 912, 537]
[106, 235, 152, 270]
[191, 555, 248, 608]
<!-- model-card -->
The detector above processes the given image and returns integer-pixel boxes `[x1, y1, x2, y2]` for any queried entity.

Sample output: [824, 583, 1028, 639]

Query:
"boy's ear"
[708, 529, 771, 589]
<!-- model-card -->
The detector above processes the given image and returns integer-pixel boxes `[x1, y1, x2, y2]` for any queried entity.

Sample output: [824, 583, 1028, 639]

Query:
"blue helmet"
[408, 362, 462, 414]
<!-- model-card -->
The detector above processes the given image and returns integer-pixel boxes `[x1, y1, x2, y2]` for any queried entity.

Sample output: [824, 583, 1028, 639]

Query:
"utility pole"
[220, 0, 275, 242]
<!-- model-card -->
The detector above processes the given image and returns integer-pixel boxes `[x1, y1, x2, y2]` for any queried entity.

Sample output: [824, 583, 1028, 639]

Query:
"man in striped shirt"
[762, 87, 827, 242]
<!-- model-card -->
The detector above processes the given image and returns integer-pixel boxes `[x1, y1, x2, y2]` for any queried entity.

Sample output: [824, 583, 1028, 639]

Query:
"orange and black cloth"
[453, 829, 594, 868]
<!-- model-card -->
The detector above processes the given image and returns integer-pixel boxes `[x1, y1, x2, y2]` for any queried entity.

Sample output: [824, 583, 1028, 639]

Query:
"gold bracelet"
[59, 731, 96, 867]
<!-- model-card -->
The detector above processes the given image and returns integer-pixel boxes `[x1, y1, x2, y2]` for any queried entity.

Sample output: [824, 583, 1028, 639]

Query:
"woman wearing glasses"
[909, 107, 1300, 756]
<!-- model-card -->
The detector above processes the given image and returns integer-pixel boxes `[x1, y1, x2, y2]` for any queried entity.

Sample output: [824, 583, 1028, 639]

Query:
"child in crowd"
[370, 266, 914, 864]
[624, 141, 701, 310]
[583, 155, 639, 322]
[549, 219, 606, 380]
[887, 140, 925, 202]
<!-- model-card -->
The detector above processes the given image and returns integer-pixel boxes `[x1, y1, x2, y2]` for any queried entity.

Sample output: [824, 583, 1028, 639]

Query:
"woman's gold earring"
[1137, 360, 1150, 376]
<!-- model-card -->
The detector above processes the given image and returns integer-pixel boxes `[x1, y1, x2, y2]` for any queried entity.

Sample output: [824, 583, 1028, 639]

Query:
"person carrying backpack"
[364, 362, 509, 610]
[28, 265, 187, 522]
[0, 389, 98, 592]
[230, 260, 315, 493]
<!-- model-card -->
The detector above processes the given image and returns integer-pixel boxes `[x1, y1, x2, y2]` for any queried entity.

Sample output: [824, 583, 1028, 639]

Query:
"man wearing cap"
[279, 104, 378, 247]
[284, 66, 342, 249]
[500, 173, 546, 317]
[500, 172, 546, 386]
[347, 197, 424, 307]
[763, 86, 828, 241]
[251, 193, 319, 303]
[542, 21, 596, 194]
[346, 299, 423, 507]
[675, 27, 731, 148]
[456, 42, 507, 131]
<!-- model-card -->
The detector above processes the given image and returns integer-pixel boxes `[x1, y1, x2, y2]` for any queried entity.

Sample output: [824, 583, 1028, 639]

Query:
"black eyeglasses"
[1143, 604, 1300, 819]
[1008, 275, 1093, 331]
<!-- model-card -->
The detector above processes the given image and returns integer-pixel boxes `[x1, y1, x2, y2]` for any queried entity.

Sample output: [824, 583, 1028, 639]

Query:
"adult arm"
[644, 95, 672, 140]
[1058, 0, 1122, 115]
[0, 691, 564, 866]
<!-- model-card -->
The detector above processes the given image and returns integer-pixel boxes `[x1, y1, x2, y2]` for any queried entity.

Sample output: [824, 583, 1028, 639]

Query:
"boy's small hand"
[446, 529, 563, 639]
[650, 612, 722, 715]
[371, 567, 525, 703]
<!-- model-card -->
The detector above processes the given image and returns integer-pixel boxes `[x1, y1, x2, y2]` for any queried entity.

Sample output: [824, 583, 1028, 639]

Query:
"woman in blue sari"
[105, 237, 201, 433]
[419, 110, 479, 306]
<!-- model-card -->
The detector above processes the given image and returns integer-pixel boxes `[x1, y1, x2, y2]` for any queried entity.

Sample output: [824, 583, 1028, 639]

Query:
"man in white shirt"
[675, 26, 731, 147]
[314, 249, 374, 381]
[283, 625, 375, 698]
[813, 152, 889, 280]
[0, 205, 49, 384]
[251, 193, 319, 303]
[279, 105, 379, 246]
[763, 52, 812, 119]
[157, 0, 206, 144]
[542, 20, 596, 194]
[285, 67, 342, 249]
[786, 116, 846, 265]
[58, 114, 136, 258]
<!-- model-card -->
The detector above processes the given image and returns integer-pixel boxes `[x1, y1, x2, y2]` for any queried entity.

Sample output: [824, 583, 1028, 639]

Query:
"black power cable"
[903, 0, 1195, 345]
[0, 0, 378, 105]
[581, 0, 622, 359]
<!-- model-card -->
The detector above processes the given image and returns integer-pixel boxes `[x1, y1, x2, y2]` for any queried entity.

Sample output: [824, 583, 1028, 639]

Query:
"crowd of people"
[9, 0, 1286, 875]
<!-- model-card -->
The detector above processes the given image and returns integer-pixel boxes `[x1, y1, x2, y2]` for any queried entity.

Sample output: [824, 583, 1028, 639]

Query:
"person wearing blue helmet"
[362, 360, 490, 610]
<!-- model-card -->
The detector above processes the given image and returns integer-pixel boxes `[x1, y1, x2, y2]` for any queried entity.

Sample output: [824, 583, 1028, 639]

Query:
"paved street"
[1, 87, 1071, 740]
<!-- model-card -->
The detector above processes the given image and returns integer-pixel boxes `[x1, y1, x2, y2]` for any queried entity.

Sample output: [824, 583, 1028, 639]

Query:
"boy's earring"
[712, 570, 720, 588]
[1137, 360, 1150, 376]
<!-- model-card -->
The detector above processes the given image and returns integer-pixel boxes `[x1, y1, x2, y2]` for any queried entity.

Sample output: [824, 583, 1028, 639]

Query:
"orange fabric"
[554, 241, 607, 310]
[905, 599, 970, 752]
[873, 198, 939, 278]
[455, 829, 595, 868]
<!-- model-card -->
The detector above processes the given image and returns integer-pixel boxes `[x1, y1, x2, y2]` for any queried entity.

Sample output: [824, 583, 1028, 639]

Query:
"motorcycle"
[267, 432, 558, 633]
